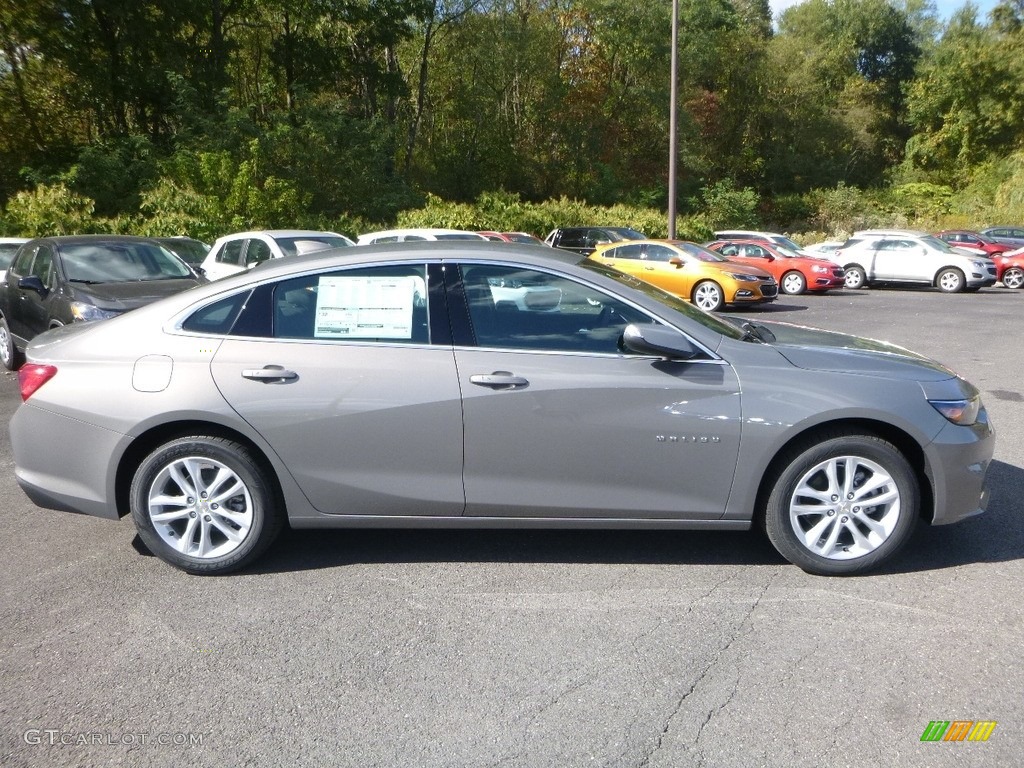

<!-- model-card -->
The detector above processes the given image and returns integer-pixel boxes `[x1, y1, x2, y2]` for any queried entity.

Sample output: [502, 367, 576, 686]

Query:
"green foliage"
[695, 180, 759, 228]
[3, 183, 97, 236]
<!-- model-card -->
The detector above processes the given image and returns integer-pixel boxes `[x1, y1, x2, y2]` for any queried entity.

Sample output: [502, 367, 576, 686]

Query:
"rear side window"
[181, 291, 251, 334]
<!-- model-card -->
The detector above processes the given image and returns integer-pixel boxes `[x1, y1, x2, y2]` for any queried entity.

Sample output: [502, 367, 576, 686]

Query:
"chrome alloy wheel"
[147, 456, 254, 558]
[1003, 266, 1024, 289]
[787, 455, 901, 560]
[693, 281, 724, 311]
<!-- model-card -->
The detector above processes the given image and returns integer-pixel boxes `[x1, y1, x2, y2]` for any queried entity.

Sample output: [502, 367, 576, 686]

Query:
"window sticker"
[313, 275, 420, 339]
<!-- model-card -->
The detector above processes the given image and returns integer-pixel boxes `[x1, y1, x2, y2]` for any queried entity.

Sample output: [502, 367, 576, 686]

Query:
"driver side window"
[460, 265, 656, 354]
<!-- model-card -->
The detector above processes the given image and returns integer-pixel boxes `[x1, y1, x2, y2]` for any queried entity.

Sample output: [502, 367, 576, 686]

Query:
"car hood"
[756, 321, 956, 382]
[71, 279, 204, 311]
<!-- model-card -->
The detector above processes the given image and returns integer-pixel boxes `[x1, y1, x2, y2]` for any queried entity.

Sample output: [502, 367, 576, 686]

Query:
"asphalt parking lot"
[1, 285, 1021, 767]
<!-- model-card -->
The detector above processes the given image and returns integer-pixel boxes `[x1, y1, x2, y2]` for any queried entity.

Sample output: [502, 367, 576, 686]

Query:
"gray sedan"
[9, 243, 994, 576]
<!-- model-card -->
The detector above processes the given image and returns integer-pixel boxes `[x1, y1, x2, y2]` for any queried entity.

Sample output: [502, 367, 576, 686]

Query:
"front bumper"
[924, 408, 995, 525]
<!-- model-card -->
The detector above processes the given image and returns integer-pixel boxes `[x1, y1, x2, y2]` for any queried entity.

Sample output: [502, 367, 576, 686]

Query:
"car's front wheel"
[781, 270, 807, 295]
[0, 316, 21, 371]
[130, 436, 283, 574]
[936, 267, 965, 293]
[764, 433, 919, 576]
[692, 280, 725, 312]
[1002, 266, 1024, 289]
[843, 265, 866, 290]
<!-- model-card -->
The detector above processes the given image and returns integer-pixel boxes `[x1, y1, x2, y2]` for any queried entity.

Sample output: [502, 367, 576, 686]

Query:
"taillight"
[18, 364, 57, 401]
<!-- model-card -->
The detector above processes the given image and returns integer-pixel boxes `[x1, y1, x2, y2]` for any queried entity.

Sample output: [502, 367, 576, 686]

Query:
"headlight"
[928, 396, 981, 425]
[971, 260, 986, 269]
[811, 265, 829, 273]
[70, 302, 120, 322]
[727, 273, 758, 282]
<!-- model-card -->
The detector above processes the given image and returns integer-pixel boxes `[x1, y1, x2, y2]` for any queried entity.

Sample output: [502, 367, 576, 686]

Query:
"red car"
[990, 248, 1024, 288]
[478, 231, 546, 245]
[935, 230, 1012, 257]
[706, 239, 846, 295]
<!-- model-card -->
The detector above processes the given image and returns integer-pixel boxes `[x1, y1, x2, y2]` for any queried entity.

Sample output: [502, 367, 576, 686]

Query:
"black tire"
[692, 280, 725, 312]
[130, 436, 283, 575]
[1002, 266, 1024, 289]
[781, 270, 807, 295]
[936, 267, 965, 293]
[843, 265, 866, 290]
[0, 316, 21, 371]
[763, 433, 919, 576]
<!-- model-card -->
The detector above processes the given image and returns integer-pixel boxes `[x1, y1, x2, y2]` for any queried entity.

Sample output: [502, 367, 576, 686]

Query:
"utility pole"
[668, 0, 679, 239]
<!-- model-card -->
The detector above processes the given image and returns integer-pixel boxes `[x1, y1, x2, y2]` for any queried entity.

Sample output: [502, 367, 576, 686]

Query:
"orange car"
[706, 239, 846, 294]
[590, 240, 777, 311]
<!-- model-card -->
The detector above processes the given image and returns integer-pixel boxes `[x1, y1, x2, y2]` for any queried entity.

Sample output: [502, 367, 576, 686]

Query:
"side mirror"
[621, 324, 702, 360]
[18, 275, 47, 295]
[669, 257, 684, 269]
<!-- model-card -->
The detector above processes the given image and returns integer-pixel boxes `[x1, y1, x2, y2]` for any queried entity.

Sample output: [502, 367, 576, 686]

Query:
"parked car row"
[2, 222, 1022, 374]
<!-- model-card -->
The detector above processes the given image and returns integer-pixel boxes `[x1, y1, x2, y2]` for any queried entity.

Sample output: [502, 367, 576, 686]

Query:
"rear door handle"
[470, 372, 529, 390]
[242, 365, 298, 383]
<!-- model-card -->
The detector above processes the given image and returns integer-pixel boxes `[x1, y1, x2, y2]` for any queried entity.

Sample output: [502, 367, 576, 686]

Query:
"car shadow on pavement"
[875, 458, 1024, 575]
[131, 460, 1022, 576]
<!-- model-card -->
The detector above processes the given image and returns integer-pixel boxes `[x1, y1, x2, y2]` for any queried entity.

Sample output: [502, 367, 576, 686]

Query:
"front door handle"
[470, 372, 529, 390]
[242, 365, 298, 383]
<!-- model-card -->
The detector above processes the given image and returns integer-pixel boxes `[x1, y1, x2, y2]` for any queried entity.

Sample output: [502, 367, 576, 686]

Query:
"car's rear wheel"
[843, 265, 866, 290]
[781, 270, 807, 295]
[764, 433, 919, 576]
[936, 268, 965, 293]
[692, 280, 725, 312]
[0, 317, 21, 371]
[1002, 266, 1024, 289]
[130, 436, 283, 575]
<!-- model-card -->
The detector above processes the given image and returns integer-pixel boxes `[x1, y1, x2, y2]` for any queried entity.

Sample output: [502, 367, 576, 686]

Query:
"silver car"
[832, 230, 997, 292]
[10, 243, 994, 576]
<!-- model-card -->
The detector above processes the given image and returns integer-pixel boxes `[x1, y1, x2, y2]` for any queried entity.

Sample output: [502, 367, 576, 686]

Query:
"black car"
[544, 226, 646, 256]
[0, 235, 206, 370]
[152, 236, 211, 268]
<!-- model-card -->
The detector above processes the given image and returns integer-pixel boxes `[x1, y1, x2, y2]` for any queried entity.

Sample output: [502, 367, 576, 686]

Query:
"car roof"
[25, 234, 166, 246]
[360, 228, 486, 237]
[852, 229, 930, 237]
[214, 229, 345, 241]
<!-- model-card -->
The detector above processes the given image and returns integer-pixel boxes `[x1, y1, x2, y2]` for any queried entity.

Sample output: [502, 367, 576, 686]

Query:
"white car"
[831, 230, 997, 292]
[357, 228, 487, 245]
[713, 230, 814, 256]
[201, 230, 354, 280]
[0, 237, 30, 281]
[803, 240, 845, 256]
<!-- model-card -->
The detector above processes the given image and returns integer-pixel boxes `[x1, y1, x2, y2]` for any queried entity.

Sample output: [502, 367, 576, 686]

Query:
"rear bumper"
[10, 403, 126, 520]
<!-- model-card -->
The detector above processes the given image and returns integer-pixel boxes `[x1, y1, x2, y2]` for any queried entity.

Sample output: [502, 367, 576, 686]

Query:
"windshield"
[59, 243, 194, 282]
[920, 235, 965, 254]
[771, 235, 803, 252]
[506, 233, 544, 245]
[580, 260, 745, 340]
[277, 236, 352, 255]
[606, 228, 647, 241]
[675, 242, 730, 263]
[435, 233, 486, 240]
[159, 239, 209, 265]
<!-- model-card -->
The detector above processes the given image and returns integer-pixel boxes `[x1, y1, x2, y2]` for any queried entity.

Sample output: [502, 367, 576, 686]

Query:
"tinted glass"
[435, 234, 484, 240]
[219, 240, 244, 265]
[644, 245, 677, 262]
[276, 236, 351, 255]
[59, 242, 194, 282]
[158, 239, 208, 265]
[245, 239, 273, 266]
[460, 264, 656, 354]
[272, 264, 429, 343]
[0, 243, 22, 269]
[181, 291, 250, 334]
[607, 244, 644, 260]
